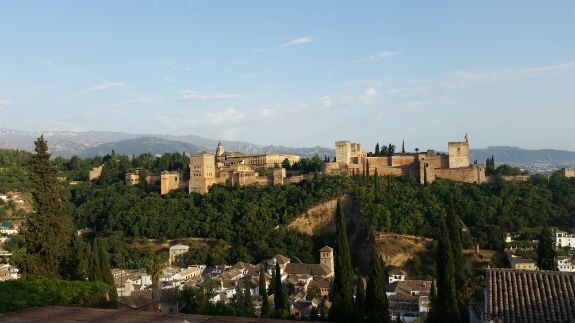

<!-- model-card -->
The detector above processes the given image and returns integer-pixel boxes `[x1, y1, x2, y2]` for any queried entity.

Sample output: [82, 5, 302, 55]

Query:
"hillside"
[470, 146, 575, 173]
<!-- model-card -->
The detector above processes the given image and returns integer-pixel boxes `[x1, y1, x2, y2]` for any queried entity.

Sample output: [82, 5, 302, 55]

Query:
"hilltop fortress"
[126, 137, 485, 194]
[126, 142, 304, 194]
[324, 137, 486, 184]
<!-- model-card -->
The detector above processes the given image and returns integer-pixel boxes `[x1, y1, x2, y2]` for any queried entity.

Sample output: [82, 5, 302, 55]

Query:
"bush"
[0, 276, 111, 313]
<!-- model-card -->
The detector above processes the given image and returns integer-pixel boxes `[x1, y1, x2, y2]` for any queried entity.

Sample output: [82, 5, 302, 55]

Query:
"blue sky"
[0, 0, 573, 151]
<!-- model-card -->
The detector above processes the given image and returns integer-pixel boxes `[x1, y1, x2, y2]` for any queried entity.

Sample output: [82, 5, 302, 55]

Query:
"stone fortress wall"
[325, 137, 485, 184]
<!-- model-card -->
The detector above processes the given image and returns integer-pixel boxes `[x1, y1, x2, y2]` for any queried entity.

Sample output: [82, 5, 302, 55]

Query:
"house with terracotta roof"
[386, 272, 432, 323]
[469, 268, 575, 323]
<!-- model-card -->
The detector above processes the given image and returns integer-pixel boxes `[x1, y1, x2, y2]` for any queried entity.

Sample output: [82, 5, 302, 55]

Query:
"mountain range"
[1, 128, 573, 173]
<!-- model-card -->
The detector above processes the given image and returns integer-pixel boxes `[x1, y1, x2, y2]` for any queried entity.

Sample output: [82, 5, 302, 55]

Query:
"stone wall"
[160, 171, 189, 195]
[434, 165, 485, 183]
[88, 165, 103, 181]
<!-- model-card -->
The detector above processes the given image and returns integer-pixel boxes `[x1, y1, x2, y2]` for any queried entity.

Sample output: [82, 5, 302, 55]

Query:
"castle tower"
[216, 141, 225, 157]
[319, 246, 334, 274]
[448, 141, 470, 168]
[335, 141, 352, 166]
[189, 153, 215, 194]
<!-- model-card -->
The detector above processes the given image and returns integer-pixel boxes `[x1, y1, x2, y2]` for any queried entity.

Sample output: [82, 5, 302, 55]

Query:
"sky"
[0, 0, 573, 151]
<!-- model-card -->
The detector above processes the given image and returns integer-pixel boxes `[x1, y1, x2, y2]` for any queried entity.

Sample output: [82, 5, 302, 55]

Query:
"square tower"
[319, 246, 334, 274]
[189, 153, 215, 194]
[335, 141, 352, 166]
[448, 142, 469, 168]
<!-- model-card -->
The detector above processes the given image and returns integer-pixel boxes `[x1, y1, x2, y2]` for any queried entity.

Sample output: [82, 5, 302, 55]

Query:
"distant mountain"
[0, 128, 334, 159]
[470, 146, 575, 174]
[81, 137, 208, 157]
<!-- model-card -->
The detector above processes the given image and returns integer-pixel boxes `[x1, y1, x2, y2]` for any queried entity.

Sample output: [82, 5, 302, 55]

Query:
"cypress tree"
[273, 261, 288, 317]
[355, 276, 366, 321]
[401, 140, 405, 154]
[259, 270, 267, 297]
[87, 238, 117, 302]
[244, 283, 255, 317]
[365, 248, 391, 323]
[446, 201, 466, 293]
[261, 294, 271, 318]
[330, 200, 355, 322]
[537, 224, 556, 270]
[375, 143, 380, 156]
[428, 217, 461, 322]
[20, 135, 73, 278]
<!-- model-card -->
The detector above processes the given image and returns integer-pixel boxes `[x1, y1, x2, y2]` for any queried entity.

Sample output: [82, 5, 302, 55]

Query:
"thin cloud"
[0, 100, 10, 111]
[360, 87, 378, 105]
[81, 82, 128, 93]
[156, 108, 247, 127]
[280, 36, 314, 48]
[252, 48, 264, 54]
[438, 62, 574, 90]
[176, 90, 244, 102]
[354, 51, 399, 63]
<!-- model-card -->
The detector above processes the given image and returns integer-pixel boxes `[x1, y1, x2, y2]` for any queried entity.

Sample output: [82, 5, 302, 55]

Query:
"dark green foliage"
[375, 143, 380, 156]
[281, 158, 291, 170]
[428, 217, 461, 323]
[0, 149, 32, 193]
[445, 202, 467, 296]
[66, 174, 352, 264]
[401, 140, 405, 154]
[365, 249, 390, 323]
[0, 276, 110, 313]
[273, 261, 289, 318]
[330, 200, 355, 322]
[493, 164, 529, 176]
[178, 280, 226, 314]
[88, 238, 117, 301]
[485, 156, 495, 175]
[353, 175, 575, 250]
[259, 270, 267, 297]
[243, 284, 255, 317]
[355, 276, 366, 321]
[261, 293, 272, 318]
[290, 154, 323, 173]
[537, 225, 556, 270]
[19, 136, 74, 278]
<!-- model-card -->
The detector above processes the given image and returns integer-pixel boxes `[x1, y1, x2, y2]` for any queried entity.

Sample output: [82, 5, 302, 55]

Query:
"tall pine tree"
[446, 200, 466, 293]
[259, 270, 267, 297]
[20, 135, 73, 278]
[428, 217, 461, 323]
[537, 224, 556, 270]
[89, 238, 117, 301]
[330, 200, 355, 322]
[365, 248, 390, 323]
[273, 261, 289, 318]
[355, 276, 366, 321]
